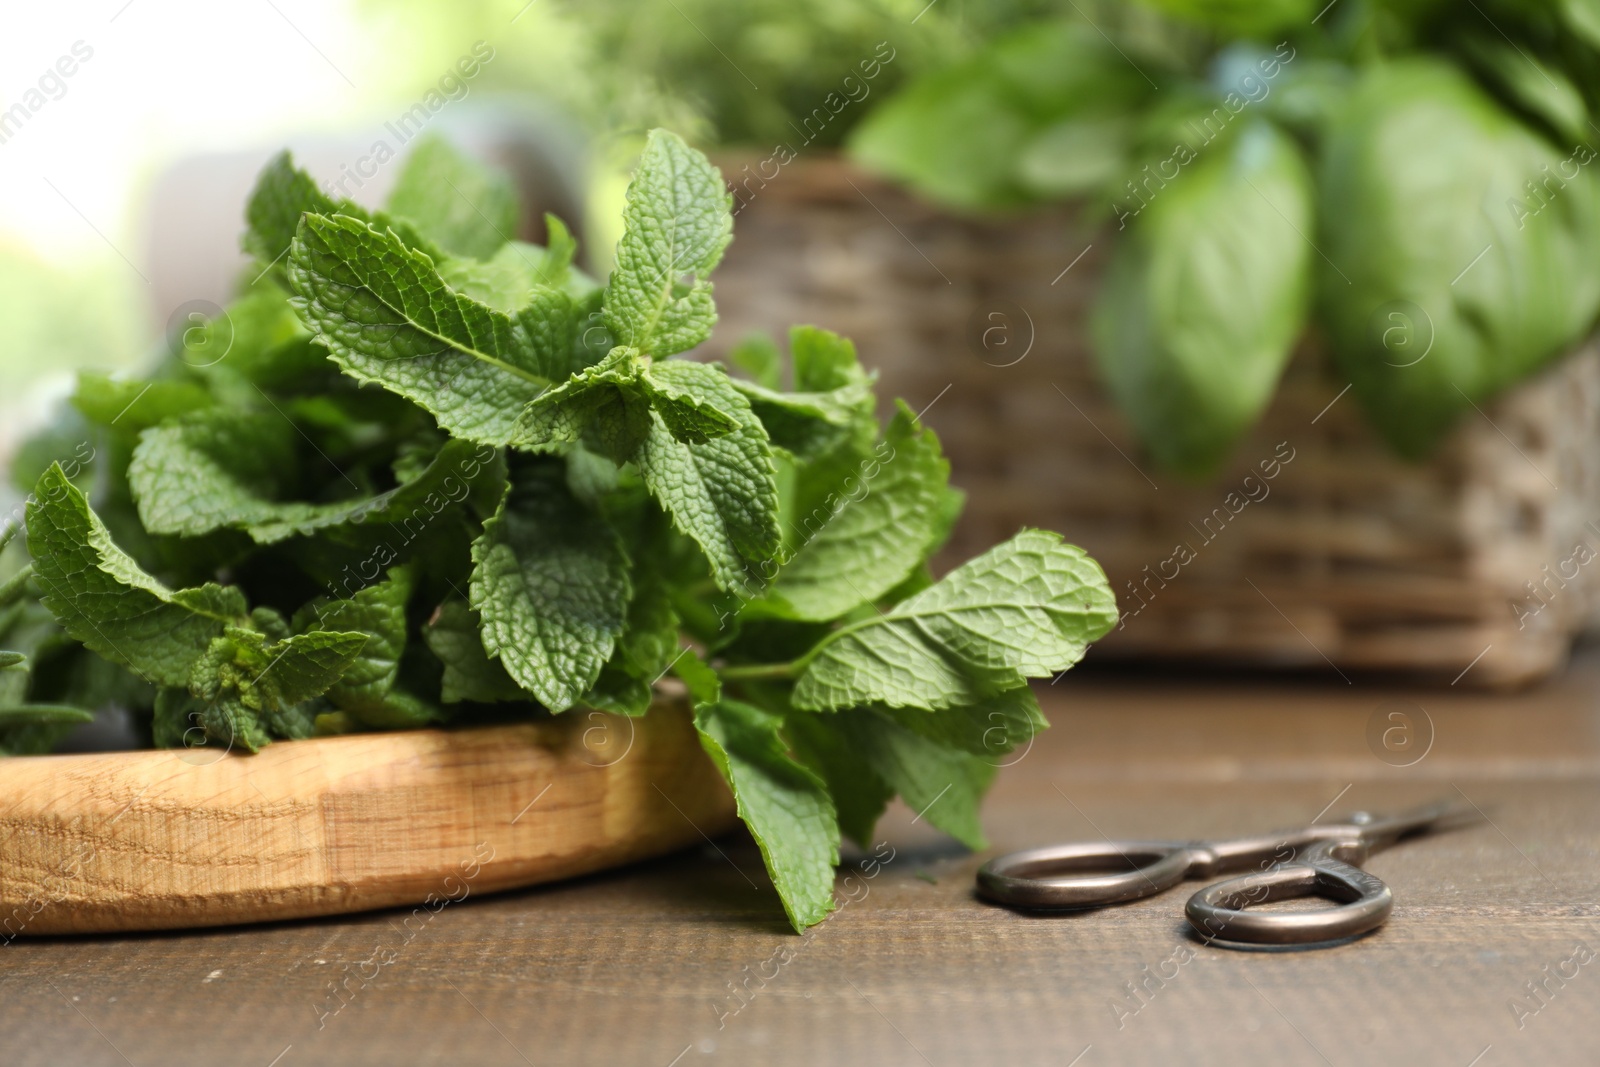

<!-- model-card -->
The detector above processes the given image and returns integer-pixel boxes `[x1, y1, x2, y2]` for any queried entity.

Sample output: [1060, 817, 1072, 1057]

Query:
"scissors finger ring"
[976, 800, 1476, 947]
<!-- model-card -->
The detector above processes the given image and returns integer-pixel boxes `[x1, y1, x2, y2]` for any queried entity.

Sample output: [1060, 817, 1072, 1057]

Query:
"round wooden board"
[0, 703, 736, 936]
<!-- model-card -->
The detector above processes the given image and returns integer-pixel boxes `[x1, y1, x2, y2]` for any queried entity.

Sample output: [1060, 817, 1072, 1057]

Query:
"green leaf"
[636, 366, 780, 591]
[880, 684, 1046, 757]
[1559, 0, 1600, 49]
[784, 711, 893, 848]
[189, 627, 367, 709]
[1319, 60, 1600, 456]
[439, 236, 587, 327]
[644, 360, 742, 444]
[731, 327, 875, 462]
[603, 130, 733, 356]
[386, 135, 519, 260]
[510, 350, 739, 459]
[27, 465, 246, 688]
[287, 212, 577, 445]
[833, 710, 995, 850]
[0, 650, 26, 672]
[0, 704, 94, 726]
[424, 599, 525, 704]
[71, 373, 212, 434]
[469, 459, 631, 710]
[128, 410, 297, 538]
[251, 629, 369, 708]
[296, 565, 437, 725]
[693, 698, 839, 932]
[848, 22, 1153, 211]
[244, 150, 335, 273]
[510, 346, 653, 459]
[131, 413, 499, 544]
[792, 530, 1117, 711]
[1092, 119, 1312, 479]
[1459, 35, 1588, 144]
[580, 560, 678, 716]
[771, 402, 949, 620]
[243, 151, 439, 280]
[729, 333, 782, 389]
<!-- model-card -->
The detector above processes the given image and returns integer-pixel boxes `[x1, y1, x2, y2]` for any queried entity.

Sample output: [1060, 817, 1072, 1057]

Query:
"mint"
[424, 599, 525, 704]
[470, 459, 631, 710]
[27, 464, 247, 687]
[130, 415, 496, 544]
[287, 213, 573, 445]
[636, 365, 780, 590]
[297, 565, 437, 727]
[768, 402, 949, 621]
[9, 129, 1117, 934]
[603, 129, 733, 356]
[791, 530, 1118, 711]
[691, 688, 840, 931]
[386, 135, 519, 261]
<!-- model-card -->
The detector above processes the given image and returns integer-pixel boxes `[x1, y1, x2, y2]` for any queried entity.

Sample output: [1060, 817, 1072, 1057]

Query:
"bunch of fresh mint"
[0, 130, 1116, 929]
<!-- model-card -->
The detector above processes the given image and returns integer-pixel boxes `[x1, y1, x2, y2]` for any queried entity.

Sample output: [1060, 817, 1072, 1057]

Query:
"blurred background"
[7, 0, 1600, 687]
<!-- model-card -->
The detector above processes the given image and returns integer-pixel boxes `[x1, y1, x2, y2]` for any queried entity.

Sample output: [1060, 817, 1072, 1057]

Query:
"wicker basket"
[707, 153, 1600, 687]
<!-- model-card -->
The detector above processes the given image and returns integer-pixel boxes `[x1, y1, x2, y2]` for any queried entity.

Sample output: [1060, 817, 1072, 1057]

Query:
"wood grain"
[0, 701, 736, 935]
[0, 656, 1596, 1065]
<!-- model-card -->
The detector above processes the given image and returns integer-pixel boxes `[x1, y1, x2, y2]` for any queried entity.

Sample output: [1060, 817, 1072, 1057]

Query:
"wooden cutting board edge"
[0, 702, 738, 936]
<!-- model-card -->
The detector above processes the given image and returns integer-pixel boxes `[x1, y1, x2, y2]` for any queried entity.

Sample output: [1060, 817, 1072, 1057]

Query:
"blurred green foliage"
[0, 244, 143, 412]
[849, 0, 1600, 473]
[359, 0, 1060, 146]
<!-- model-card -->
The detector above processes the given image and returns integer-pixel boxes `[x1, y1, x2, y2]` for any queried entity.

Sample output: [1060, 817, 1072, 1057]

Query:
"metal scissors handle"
[976, 801, 1476, 946]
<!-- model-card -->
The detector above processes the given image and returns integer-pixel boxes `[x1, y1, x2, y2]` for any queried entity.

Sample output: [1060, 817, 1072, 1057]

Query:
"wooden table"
[4, 650, 1597, 1066]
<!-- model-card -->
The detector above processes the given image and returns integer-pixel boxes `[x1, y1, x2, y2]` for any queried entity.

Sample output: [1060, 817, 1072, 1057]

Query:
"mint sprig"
[4, 130, 1116, 930]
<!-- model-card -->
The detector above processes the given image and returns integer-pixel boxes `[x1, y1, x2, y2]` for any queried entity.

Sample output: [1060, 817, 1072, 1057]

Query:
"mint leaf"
[470, 459, 631, 710]
[784, 711, 893, 848]
[792, 530, 1117, 711]
[424, 599, 525, 703]
[386, 135, 518, 261]
[833, 710, 995, 850]
[72, 373, 212, 434]
[511, 350, 738, 459]
[771, 402, 949, 620]
[296, 565, 438, 726]
[131, 414, 498, 544]
[510, 346, 652, 459]
[185, 627, 368, 750]
[244, 150, 335, 272]
[127, 410, 297, 538]
[538, 214, 580, 290]
[27, 464, 246, 688]
[580, 562, 679, 716]
[604, 130, 733, 356]
[251, 629, 369, 708]
[642, 360, 742, 444]
[440, 237, 588, 326]
[731, 327, 875, 461]
[243, 151, 439, 279]
[286, 212, 575, 445]
[729, 333, 782, 389]
[880, 684, 1046, 757]
[693, 698, 839, 932]
[636, 366, 780, 590]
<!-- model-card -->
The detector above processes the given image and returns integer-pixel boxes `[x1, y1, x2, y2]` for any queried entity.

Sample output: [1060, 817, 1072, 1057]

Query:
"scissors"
[976, 800, 1477, 947]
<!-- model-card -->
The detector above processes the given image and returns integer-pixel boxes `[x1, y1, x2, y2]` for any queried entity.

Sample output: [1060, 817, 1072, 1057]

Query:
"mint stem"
[0, 564, 34, 606]
[718, 661, 795, 682]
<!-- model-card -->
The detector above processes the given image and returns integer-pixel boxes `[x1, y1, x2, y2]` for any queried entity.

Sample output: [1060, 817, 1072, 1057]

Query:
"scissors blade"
[1352, 799, 1482, 845]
